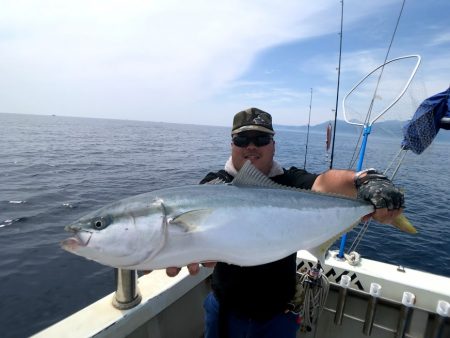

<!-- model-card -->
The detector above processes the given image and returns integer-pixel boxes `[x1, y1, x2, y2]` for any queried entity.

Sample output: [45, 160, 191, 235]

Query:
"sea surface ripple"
[1, 113, 449, 337]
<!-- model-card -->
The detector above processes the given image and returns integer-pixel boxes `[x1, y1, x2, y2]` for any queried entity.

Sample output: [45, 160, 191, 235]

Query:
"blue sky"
[1, 0, 449, 126]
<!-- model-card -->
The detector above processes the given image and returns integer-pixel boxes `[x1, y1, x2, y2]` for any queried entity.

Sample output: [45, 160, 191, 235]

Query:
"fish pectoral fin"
[391, 214, 417, 234]
[308, 237, 337, 264]
[141, 198, 169, 263]
[169, 209, 212, 232]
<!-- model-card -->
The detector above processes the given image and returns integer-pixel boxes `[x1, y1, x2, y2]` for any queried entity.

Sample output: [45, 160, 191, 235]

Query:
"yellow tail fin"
[391, 214, 417, 234]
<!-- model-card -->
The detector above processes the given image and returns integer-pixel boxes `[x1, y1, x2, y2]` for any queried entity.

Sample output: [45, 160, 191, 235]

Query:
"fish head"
[61, 198, 166, 268]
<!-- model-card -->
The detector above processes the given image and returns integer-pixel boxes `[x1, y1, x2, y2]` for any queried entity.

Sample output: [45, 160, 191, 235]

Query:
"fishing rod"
[329, 0, 344, 170]
[303, 88, 313, 169]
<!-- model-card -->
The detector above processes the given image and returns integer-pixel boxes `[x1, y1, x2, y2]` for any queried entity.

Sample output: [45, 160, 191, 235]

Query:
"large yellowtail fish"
[61, 161, 415, 269]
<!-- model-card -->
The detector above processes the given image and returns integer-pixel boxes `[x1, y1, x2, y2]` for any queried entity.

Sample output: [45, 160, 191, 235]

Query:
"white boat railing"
[33, 251, 449, 338]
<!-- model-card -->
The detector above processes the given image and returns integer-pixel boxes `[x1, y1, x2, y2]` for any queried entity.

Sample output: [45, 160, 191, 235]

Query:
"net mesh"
[343, 56, 421, 126]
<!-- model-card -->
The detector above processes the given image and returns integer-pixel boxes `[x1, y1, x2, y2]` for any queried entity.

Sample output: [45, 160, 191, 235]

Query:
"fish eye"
[91, 216, 111, 230]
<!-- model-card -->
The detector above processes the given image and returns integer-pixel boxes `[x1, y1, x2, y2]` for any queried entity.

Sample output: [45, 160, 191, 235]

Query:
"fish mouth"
[61, 225, 93, 251]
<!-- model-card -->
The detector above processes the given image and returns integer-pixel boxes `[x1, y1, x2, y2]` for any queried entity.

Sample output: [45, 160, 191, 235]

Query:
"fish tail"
[391, 214, 417, 234]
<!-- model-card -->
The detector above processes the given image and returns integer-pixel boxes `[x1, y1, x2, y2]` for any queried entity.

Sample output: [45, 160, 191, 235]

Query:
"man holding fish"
[167, 108, 405, 338]
[62, 107, 410, 338]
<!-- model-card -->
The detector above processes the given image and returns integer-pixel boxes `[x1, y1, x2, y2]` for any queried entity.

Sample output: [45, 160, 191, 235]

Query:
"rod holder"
[430, 300, 450, 338]
[395, 291, 415, 338]
[363, 283, 381, 336]
[112, 268, 142, 310]
[334, 275, 351, 325]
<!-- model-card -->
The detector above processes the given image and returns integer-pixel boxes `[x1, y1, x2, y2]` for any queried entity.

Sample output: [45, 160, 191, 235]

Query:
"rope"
[348, 147, 409, 254]
[384, 147, 409, 179]
[293, 264, 330, 331]
[348, 127, 364, 169]
[384, 147, 405, 175]
[365, 0, 407, 125]
[348, 220, 371, 254]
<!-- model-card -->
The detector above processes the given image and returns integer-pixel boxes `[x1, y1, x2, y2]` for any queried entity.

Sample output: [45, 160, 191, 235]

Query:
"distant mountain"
[275, 119, 450, 143]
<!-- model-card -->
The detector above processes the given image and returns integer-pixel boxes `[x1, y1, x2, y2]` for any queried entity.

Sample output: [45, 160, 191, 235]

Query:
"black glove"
[355, 169, 405, 210]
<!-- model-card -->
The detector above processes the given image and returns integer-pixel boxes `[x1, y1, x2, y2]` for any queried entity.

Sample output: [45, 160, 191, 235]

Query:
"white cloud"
[428, 32, 450, 47]
[1, 0, 441, 126]
[0, 1, 334, 117]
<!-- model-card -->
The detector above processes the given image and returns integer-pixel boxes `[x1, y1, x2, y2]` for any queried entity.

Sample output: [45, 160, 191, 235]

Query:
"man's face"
[231, 131, 275, 175]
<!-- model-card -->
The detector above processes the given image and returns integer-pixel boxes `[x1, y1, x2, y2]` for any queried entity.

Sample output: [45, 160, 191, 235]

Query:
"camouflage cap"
[231, 108, 275, 135]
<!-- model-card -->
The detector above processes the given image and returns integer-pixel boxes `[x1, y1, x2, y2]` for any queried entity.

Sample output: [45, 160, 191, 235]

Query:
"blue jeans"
[204, 292, 300, 338]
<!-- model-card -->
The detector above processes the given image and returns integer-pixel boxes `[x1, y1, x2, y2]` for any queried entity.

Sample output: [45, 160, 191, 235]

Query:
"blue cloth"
[401, 87, 450, 154]
[204, 292, 300, 338]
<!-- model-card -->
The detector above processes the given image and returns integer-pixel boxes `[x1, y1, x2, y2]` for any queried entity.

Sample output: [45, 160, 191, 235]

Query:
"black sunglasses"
[232, 134, 273, 147]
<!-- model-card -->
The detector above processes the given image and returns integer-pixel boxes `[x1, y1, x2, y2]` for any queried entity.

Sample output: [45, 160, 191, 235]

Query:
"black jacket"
[200, 166, 318, 320]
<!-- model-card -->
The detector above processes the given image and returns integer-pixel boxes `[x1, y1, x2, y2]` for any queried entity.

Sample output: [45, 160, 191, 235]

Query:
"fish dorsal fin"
[232, 161, 364, 203]
[169, 209, 212, 232]
[232, 160, 285, 189]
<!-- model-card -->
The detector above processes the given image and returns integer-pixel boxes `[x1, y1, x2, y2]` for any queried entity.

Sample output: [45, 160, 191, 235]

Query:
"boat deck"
[33, 252, 450, 338]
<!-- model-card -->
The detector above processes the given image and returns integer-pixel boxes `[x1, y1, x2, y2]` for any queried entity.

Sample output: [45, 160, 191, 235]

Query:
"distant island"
[275, 119, 450, 143]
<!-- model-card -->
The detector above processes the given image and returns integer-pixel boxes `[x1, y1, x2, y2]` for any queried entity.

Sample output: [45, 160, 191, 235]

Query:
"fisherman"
[166, 107, 404, 338]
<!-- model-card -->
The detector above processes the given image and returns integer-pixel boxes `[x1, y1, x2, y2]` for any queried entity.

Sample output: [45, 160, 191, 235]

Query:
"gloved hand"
[355, 169, 405, 210]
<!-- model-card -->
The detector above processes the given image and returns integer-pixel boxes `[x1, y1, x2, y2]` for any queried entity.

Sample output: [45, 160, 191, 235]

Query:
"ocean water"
[1, 112, 449, 337]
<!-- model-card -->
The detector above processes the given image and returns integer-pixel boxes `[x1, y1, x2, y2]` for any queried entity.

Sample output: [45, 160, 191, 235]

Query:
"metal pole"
[112, 268, 142, 310]
[395, 292, 415, 338]
[430, 300, 450, 338]
[363, 283, 381, 336]
[338, 124, 372, 258]
[334, 275, 351, 325]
